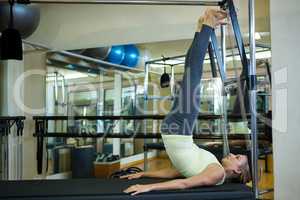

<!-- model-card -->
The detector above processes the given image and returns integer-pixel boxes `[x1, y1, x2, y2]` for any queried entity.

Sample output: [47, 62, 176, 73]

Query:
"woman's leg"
[160, 25, 213, 135]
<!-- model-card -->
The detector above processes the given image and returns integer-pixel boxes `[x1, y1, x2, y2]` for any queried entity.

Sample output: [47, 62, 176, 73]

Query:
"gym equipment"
[0, 1, 23, 60]
[110, 167, 143, 179]
[227, 0, 259, 196]
[0, 3, 40, 39]
[32, 113, 270, 175]
[0, 28, 23, 60]
[160, 61, 170, 88]
[107, 45, 125, 65]
[143, 0, 259, 197]
[122, 44, 140, 67]
[95, 153, 106, 162]
[71, 145, 96, 178]
[96, 153, 120, 162]
[110, 169, 129, 179]
[126, 166, 143, 173]
[208, 42, 218, 78]
[0, 116, 25, 180]
[0, 0, 226, 6]
[7, 0, 259, 198]
[53, 145, 73, 174]
[0, 178, 253, 200]
[82, 46, 111, 60]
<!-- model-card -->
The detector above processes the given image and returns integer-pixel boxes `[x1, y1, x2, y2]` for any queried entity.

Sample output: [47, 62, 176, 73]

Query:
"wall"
[28, 0, 269, 50]
[0, 60, 24, 115]
[22, 51, 47, 179]
[0, 51, 47, 179]
[0, 60, 24, 180]
[270, 0, 300, 199]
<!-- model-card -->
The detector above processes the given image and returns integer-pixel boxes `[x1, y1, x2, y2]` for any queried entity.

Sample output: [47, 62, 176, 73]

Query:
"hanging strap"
[210, 31, 230, 156]
[208, 42, 218, 78]
[227, 0, 250, 82]
[8, 0, 15, 28]
[211, 31, 227, 82]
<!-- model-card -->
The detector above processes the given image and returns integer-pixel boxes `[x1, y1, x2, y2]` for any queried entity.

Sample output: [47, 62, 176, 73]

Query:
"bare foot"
[197, 9, 228, 31]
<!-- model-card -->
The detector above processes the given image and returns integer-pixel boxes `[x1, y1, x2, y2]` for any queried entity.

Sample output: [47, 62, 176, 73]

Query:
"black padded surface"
[0, 178, 253, 200]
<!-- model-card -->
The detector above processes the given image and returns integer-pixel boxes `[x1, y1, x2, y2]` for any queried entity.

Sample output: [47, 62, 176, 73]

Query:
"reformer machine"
[0, 0, 261, 199]
[143, 0, 260, 197]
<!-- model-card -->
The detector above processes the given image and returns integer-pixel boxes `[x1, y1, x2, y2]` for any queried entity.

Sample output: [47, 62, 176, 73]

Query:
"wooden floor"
[126, 154, 274, 200]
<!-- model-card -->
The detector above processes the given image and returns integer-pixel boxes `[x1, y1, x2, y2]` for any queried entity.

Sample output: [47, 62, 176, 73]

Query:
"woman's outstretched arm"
[124, 164, 225, 196]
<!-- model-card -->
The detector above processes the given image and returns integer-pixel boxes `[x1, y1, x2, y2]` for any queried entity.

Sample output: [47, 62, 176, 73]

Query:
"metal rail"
[32, 113, 262, 121]
[23, 40, 146, 74]
[0, 0, 223, 6]
[248, 0, 259, 198]
[33, 132, 269, 140]
[33, 114, 223, 120]
[0, 116, 26, 120]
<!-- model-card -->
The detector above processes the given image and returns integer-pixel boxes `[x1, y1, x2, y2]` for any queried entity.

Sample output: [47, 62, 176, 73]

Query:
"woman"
[123, 9, 251, 196]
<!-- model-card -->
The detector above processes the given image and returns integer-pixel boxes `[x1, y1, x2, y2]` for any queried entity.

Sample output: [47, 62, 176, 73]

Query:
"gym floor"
[124, 154, 274, 200]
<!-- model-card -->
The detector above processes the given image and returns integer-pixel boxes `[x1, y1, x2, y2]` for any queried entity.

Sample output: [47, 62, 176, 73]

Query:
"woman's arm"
[124, 164, 225, 196]
[121, 168, 182, 180]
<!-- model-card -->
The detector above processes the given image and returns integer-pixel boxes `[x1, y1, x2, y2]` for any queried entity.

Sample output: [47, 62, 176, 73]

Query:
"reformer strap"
[210, 31, 230, 156]
[227, 0, 250, 80]
[210, 31, 227, 82]
[208, 42, 218, 78]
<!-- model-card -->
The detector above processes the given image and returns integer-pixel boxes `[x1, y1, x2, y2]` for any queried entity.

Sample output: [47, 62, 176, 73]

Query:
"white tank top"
[162, 134, 225, 185]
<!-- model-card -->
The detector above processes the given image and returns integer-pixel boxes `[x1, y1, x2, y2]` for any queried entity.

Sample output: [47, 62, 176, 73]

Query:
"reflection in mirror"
[43, 37, 271, 179]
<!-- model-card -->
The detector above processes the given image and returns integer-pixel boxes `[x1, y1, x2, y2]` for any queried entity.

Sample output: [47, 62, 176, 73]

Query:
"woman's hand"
[124, 184, 153, 196]
[120, 172, 144, 180]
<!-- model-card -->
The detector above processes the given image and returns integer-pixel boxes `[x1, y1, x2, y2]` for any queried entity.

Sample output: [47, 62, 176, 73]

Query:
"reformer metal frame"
[143, 0, 258, 198]
[9, 0, 258, 198]
[33, 113, 266, 174]
[0, 0, 223, 6]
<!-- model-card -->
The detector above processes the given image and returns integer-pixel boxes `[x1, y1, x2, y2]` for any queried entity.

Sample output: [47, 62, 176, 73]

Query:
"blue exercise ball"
[122, 44, 140, 67]
[107, 45, 125, 65]
[0, 4, 40, 39]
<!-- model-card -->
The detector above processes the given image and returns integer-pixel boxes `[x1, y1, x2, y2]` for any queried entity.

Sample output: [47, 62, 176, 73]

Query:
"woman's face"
[222, 153, 248, 173]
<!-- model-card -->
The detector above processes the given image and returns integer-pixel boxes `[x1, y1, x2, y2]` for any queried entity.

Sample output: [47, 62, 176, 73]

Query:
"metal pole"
[249, 0, 259, 198]
[19, 130, 23, 180]
[146, 55, 186, 65]
[1, 135, 5, 180]
[221, 25, 227, 71]
[144, 63, 149, 111]
[61, 76, 65, 105]
[143, 63, 149, 171]
[16, 128, 20, 180]
[222, 91, 229, 156]
[220, 25, 230, 157]
[4, 130, 8, 180]
[54, 72, 58, 105]
[170, 66, 175, 97]
[2, 0, 222, 6]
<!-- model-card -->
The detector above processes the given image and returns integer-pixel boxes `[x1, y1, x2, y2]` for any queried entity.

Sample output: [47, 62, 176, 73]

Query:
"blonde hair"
[240, 157, 251, 184]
